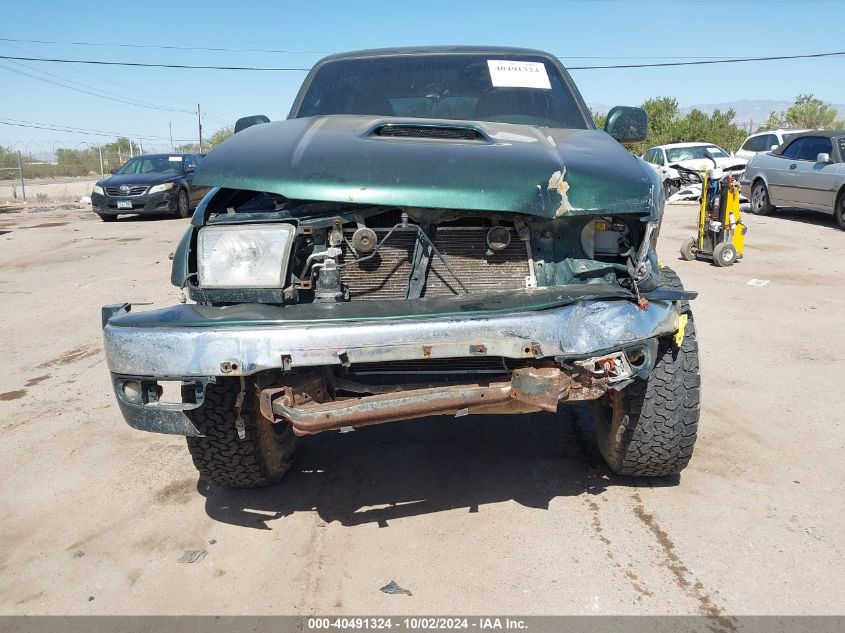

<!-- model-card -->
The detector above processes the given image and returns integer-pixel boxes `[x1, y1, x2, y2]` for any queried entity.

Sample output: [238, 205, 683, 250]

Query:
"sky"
[1, 0, 844, 154]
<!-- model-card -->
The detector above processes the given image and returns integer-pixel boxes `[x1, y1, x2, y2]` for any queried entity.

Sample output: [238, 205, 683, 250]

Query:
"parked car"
[735, 128, 811, 160]
[741, 130, 845, 229]
[90, 153, 210, 221]
[101, 46, 700, 488]
[643, 142, 747, 196]
[736, 128, 811, 160]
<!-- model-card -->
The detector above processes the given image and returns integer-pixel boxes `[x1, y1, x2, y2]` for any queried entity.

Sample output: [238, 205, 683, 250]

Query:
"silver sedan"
[741, 131, 845, 230]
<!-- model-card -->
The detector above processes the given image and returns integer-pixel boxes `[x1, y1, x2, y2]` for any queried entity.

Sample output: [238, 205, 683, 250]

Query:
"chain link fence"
[1, 140, 191, 204]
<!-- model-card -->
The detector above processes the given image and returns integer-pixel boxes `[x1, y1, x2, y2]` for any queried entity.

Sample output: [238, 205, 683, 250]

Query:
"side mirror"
[771, 145, 779, 151]
[185, 165, 195, 173]
[604, 106, 648, 143]
[816, 153, 831, 163]
[234, 114, 270, 134]
[109, 168, 118, 174]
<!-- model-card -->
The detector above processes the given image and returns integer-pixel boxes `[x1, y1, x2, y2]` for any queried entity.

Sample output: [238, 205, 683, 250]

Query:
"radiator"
[340, 226, 531, 300]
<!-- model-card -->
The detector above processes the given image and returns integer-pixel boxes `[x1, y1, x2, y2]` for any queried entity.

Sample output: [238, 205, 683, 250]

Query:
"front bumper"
[103, 298, 683, 377]
[91, 191, 177, 215]
[103, 295, 686, 436]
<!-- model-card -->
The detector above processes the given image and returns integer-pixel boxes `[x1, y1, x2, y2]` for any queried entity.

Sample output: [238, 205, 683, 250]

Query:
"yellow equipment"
[680, 169, 747, 267]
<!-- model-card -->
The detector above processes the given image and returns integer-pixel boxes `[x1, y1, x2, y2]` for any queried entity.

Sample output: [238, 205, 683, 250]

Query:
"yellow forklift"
[680, 169, 747, 267]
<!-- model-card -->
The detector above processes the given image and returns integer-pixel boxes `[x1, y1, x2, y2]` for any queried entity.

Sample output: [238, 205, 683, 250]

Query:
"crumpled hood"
[194, 115, 657, 218]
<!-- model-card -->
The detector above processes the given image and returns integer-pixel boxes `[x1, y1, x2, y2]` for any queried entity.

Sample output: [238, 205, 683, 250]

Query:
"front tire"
[98, 213, 117, 222]
[184, 378, 298, 488]
[749, 180, 775, 215]
[176, 189, 190, 219]
[593, 268, 700, 477]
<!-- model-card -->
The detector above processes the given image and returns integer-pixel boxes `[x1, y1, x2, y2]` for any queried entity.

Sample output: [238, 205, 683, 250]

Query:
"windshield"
[116, 155, 183, 175]
[666, 146, 728, 162]
[293, 54, 590, 129]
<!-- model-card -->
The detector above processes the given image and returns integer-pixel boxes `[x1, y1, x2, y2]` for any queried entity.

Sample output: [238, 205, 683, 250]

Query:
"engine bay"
[183, 191, 653, 306]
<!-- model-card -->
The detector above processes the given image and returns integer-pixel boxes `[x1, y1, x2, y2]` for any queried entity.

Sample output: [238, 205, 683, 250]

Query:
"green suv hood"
[194, 116, 656, 218]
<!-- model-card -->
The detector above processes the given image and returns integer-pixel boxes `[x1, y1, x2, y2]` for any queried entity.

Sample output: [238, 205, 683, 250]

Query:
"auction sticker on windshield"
[487, 60, 551, 89]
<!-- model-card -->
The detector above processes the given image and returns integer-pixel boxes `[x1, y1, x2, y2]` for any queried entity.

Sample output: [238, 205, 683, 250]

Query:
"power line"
[1, 36, 835, 62]
[2, 39, 230, 119]
[567, 50, 845, 69]
[0, 63, 193, 113]
[1, 50, 843, 72]
[0, 37, 331, 55]
[0, 54, 311, 71]
[0, 118, 194, 141]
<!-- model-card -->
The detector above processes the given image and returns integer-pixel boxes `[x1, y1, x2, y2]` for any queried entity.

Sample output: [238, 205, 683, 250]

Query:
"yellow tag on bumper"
[674, 313, 689, 347]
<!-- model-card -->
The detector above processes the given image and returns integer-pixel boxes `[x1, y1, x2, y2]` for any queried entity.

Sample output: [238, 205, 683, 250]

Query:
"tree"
[786, 94, 840, 129]
[206, 125, 234, 149]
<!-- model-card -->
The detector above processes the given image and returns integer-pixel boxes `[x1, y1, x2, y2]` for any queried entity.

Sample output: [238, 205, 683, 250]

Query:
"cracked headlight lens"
[198, 224, 295, 288]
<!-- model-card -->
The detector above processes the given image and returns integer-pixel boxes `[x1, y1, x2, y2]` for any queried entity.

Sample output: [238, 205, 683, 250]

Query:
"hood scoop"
[374, 124, 485, 142]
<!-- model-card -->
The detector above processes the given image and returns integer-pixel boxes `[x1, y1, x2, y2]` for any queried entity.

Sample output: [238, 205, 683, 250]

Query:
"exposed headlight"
[198, 224, 295, 288]
[93, 185, 104, 195]
[148, 182, 175, 194]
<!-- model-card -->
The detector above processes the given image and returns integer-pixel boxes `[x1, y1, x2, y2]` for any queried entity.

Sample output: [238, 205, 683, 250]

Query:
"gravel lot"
[0, 203, 843, 619]
[0, 176, 98, 204]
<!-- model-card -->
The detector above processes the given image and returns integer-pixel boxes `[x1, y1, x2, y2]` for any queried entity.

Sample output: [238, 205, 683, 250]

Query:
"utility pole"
[197, 103, 203, 153]
[17, 151, 26, 202]
[98, 146, 104, 177]
[129, 141, 134, 158]
[139, 139, 144, 154]
[169, 121, 174, 152]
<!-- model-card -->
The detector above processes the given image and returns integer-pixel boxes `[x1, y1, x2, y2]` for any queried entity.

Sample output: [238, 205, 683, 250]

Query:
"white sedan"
[642, 142, 747, 196]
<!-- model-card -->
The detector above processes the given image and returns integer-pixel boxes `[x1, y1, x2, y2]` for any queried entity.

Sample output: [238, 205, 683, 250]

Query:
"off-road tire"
[184, 378, 298, 488]
[593, 267, 700, 476]
[749, 179, 775, 215]
[176, 189, 190, 219]
[98, 213, 117, 222]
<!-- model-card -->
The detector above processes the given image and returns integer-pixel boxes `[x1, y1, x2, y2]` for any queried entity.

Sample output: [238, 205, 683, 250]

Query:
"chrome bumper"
[103, 299, 683, 377]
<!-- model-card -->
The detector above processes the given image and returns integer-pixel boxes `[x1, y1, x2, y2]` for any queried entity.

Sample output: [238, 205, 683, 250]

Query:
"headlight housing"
[198, 224, 296, 288]
[148, 182, 175, 194]
[93, 185, 104, 196]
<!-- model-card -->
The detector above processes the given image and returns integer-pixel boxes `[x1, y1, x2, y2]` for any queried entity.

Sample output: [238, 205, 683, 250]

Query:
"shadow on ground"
[748, 206, 839, 230]
[198, 406, 678, 529]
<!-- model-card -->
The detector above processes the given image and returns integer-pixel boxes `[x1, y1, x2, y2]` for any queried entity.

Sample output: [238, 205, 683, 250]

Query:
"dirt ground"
[0, 176, 98, 205]
[0, 202, 843, 619]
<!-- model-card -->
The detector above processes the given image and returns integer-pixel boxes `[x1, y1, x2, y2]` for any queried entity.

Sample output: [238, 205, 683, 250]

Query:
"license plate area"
[117, 200, 133, 209]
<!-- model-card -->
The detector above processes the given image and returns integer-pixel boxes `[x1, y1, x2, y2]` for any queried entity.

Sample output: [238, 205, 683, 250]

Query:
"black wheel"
[663, 180, 678, 200]
[593, 267, 700, 477]
[98, 213, 117, 222]
[184, 378, 298, 488]
[712, 242, 737, 267]
[176, 189, 190, 219]
[835, 191, 845, 231]
[749, 180, 775, 215]
[679, 237, 696, 261]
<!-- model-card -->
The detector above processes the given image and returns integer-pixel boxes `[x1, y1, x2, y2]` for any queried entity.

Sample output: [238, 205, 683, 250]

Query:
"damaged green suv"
[102, 47, 700, 487]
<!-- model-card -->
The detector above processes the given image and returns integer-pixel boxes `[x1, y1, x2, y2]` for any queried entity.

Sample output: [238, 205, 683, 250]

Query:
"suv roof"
[316, 45, 557, 63]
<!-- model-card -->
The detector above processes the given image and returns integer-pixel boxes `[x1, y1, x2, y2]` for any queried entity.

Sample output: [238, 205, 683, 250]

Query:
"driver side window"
[781, 138, 805, 160]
